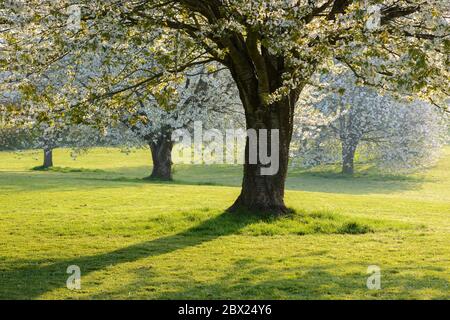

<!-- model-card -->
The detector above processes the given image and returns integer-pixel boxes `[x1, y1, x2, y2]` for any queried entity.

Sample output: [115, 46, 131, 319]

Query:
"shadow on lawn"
[156, 261, 450, 300]
[0, 211, 269, 299]
[0, 202, 445, 299]
[0, 163, 432, 195]
[34, 250, 449, 300]
[102, 164, 434, 195]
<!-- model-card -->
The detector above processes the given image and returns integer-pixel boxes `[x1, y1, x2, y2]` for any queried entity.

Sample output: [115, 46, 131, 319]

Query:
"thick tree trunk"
[147, 134, 173, 181]
[228, 139, 290, 214]
[228, 90, 299, 215]
[221, 40, 303, 215]
[341, 140, 358, 175]
[43, 148, 53, 168]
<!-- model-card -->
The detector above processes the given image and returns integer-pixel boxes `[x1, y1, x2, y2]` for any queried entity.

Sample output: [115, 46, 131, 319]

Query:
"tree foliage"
[1, 0, 448, 213]
[293, 69, 448, 173]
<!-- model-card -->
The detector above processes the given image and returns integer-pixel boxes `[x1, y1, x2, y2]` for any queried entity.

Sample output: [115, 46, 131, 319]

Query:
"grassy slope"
[0, 148, 448, 299]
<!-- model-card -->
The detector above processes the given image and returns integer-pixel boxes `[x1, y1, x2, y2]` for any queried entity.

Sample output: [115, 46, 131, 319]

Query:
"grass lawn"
[0, 147, 449, 299]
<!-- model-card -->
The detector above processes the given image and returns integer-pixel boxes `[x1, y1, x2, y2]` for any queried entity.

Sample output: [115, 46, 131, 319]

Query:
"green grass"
[0, 147, 449, 299]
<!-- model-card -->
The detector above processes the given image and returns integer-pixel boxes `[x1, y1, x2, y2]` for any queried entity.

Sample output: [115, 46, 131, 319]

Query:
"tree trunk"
[43, 148, 53, 168]
[228, 82, 300, 215]
[219, 40, 304, 215]
[342, 140, 357, 175]
[147, 133, 173, 181]
[228, 134, 291, 214]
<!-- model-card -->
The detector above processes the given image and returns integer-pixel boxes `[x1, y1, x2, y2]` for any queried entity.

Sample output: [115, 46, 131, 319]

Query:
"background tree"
[293, 70, 448, 173]
[0, 51, 105, 168]
[121, 65, 242, 180]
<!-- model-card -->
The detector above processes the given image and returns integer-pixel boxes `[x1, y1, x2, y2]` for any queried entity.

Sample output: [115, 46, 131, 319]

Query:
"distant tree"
[0, 56, 104, 168]
[372, 103, 448, 172]
[31, 123, 104, 169]
[120, 66, 242, 180]
[293, 70, 448, 174]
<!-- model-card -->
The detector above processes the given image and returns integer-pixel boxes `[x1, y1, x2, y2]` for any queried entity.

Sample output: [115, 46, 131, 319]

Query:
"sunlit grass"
[0, 147, 448, 299]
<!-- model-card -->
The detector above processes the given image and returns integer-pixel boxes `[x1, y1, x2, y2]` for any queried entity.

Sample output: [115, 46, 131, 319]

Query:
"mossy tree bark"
[147, 131, 173, 181]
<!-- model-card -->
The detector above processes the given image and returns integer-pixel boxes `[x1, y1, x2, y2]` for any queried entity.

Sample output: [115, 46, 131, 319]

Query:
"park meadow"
[1, 0, 449, 302]
[0, 147, 448, 299]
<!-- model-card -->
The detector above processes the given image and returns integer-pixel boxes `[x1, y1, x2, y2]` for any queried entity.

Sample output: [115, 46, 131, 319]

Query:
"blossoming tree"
[119, 66, 242, 180]
[293, 70, 448, 174]
[1, 0, 448, 214]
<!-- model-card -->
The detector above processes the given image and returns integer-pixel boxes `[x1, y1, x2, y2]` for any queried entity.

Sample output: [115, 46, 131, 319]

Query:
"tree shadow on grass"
[284, 170, 432, 195]
[0, 207, 435, 299]
[80, 256, 450, 300]
[0, 210, 273, 299]
[0, 164, 433, 195]
[162, 262, 450, 300]
[101, 164, 434, 195]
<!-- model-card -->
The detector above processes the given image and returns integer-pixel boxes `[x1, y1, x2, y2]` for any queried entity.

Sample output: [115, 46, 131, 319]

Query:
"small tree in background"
[120, 66, 242, 180]
[293, 70, 448, 174]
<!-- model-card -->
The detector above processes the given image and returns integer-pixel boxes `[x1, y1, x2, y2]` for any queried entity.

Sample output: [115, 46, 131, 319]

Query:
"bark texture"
[43, 148, 53, 168]
[225, 52, 302, 215]
[341, 140, 357, 175]
[147, 133, 173, 181]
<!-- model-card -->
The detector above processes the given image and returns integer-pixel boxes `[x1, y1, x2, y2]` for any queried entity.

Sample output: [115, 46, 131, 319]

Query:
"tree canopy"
[1, 0, 448, 213]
